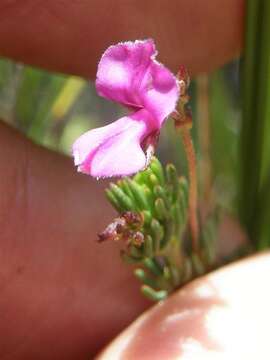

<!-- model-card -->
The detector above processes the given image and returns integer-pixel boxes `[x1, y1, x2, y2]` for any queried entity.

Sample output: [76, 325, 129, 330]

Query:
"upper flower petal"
[141, 60, 179, 126]
[72, 110, 154, 178]
[96, 39, 156, 109]
[96, 39, 179, 127]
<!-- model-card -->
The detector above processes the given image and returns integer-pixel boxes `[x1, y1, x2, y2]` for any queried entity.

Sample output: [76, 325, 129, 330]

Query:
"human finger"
[0, 0, 243, 77]
[0, 122, 150, 359]
[99, 252, 270, 360]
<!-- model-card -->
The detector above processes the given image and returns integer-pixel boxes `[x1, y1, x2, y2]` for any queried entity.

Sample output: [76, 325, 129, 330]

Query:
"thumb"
[98, 252, 270, 360]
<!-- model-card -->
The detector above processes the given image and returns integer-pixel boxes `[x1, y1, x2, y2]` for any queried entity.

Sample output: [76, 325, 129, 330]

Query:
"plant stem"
[174, 67, 199, 253]
[239, 0, 260, 239]
[240, 0, 270, 247]
[179, 124, 199, 252]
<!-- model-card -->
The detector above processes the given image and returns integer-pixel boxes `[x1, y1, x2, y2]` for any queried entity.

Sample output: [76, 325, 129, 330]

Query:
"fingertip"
[98, 252, 270, 360]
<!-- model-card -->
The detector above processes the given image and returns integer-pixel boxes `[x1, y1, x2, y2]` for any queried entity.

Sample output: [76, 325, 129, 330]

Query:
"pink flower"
[72, 39, 179, 178]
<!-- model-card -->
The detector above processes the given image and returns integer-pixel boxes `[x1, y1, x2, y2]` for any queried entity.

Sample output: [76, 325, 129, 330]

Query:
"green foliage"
[104, 157, 218, 301]
[106, 157, 188, 251]
[15, 68, 67, 139]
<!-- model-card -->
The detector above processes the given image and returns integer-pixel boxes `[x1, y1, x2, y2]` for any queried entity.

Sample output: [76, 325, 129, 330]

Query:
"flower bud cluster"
[101, 157, 220, 301]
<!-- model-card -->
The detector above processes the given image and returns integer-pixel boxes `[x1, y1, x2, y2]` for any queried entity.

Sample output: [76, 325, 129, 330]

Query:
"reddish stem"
[180, 125, 199, 251]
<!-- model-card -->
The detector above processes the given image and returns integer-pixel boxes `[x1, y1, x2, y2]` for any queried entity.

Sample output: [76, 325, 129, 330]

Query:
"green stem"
[240, 0, 270, 247]
[256, 1, 270, 248]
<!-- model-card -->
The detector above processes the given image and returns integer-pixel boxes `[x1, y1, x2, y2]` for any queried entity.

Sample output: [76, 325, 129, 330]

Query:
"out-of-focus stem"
[175, 66, 199, 252]
[179, 124, 199, 252]
[240, 0, 270, 248]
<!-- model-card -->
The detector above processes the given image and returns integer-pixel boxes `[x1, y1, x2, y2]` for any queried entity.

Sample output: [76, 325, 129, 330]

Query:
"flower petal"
[96, 39, 179, 127]
[73, 39, 180, 179]
[96, 39, 156, 109]
[72, 110, 153, 178]
[141, 60, 179, 125]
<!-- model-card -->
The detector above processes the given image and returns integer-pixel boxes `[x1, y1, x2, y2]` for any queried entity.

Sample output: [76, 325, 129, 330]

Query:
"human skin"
[0, 123, 148, 359]
[0, 1, 250, 359]
[99, 253, 270, 360]
[0, 0, 243, 77]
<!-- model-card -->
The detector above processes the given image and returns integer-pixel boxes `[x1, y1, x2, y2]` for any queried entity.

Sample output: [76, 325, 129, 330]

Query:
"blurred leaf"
[0, 59, 12, 89]
[51, 76, 86, 120]
[240, 0, 270, 247]
[0, 60, 23, 122]
[14, 67, 67, 140]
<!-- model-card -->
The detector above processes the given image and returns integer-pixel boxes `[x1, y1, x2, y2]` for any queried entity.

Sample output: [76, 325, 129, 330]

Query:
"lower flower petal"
[72, 110, 153, 178]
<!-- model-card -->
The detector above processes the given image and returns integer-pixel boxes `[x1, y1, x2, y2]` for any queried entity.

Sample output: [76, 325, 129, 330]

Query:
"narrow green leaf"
[142, 210, 152, 226]
[179, 177, 189, 207]
[178, 177, 189, 223]
[171, 202, 182, 235]
[142, 185, 155, 211]
[134, 168, 152, 186]
[162, 220, 174, 247]
[150, 157, 165, 185]
[240, 0, 270, 247]
[109, 183, 134, 211]
[149, 173, 159, 187]
[166, 163, 177, 182]
[144, 235, 154, 257]
[134, 268, 157, 288]
[119, 179, 136, 201]
[126, 178, 149, 210]
[153, 185, 170, 208]
[105, 189, 122, 212]
[154, 198, 168, 220]
[166, 163, 181, 201]
[150, 218, 164, 251]
[141, 285, 168, 301]
[143, 258, 163, 276]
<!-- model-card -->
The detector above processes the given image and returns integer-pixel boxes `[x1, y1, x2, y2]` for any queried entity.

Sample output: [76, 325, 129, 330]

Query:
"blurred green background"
[0, 58, 240, 216]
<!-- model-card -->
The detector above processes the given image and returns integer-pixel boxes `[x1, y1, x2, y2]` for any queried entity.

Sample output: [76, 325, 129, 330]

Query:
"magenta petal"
[96, 39, 179, 127]
[72, 110, 153, 178]
[96, 39, 156, 109]
[141, 61, 179, 125]
[73, 39, 180, 178]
